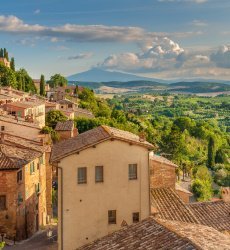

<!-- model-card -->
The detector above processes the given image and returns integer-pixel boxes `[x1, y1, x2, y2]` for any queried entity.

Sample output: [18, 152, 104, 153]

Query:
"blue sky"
[0, 0, 230, 80]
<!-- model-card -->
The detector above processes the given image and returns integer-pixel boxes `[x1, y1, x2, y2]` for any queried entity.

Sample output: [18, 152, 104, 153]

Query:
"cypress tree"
[10, 57, 15, 71]
[207, 136, 215, 168]
[0, 48, 3, 58]
[40, 74, 45, 96]
[3, 48, 9, 61]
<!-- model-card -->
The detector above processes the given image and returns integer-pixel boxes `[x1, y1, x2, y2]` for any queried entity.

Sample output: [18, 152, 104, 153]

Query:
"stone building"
[55, 120, 78, 141]
[0, 58, 10, 68]
[4, 101, 45, 128]
[0, 133, 49, 240]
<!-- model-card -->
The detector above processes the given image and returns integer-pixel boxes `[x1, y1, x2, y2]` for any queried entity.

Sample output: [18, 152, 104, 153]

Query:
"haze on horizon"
[0, 0, 230, 80]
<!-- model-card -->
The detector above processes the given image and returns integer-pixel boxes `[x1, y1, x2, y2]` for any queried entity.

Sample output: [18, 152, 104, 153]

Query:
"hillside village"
[0, 51, 230, 250]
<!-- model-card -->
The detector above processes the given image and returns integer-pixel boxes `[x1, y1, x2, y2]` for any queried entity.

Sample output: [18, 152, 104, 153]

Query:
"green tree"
[48, 74, 67, 88]
[0, 48, 3, 58]
[191, 179, 213, 201]
[215, 149, 227, 164]
[40, 74, 45, 96]
[207, 136, 216, 168]
[192, 166, 213, 201]
[3, 48, 9, 61]
[10, 57, 15, 71]
[0, 64, 17, 88]
[161, 125, 187, 164]
[46, 110, 68, 128]
[16, 68, 37, 93]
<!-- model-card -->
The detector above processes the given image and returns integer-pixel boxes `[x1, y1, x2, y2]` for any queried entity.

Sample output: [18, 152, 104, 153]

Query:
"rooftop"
[5, 101, 44, 109]
[0, 143, 41, 170]
[55, 120, 75, 131]
[150, 154, 178, 167]
[50, 125, 153, 162]
[79, 217, 230, 250]
[151, 187, 199, 224]
[188, 200, 230, 232]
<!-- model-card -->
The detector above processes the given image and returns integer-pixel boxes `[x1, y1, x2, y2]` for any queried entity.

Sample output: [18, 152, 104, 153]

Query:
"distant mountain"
[67, 68, 167, 83]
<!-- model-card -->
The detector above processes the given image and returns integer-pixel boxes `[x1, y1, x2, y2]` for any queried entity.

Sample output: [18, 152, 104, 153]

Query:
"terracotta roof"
[0, 114, 41, 129]
[0, 143, 42, 170]
[150, 154, 178, 167]
[188, 201, 230, 232]
[55, 120, 74, 131]
[5, 101, 44, 109]
[80, 217, 230, 250]
[158, 219, 230, 250]
[57, 99, 76, 105]
[50, 125, 153, 162]
[151, 188, 199, 224]
[79, 218, 197, 250]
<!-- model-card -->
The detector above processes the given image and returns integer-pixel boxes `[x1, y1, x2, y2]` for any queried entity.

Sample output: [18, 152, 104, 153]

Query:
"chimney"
[139, 132, 146, 142]
[221, 187, 230, 203]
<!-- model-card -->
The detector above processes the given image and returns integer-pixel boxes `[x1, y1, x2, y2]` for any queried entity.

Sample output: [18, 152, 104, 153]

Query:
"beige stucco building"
[51, 126, 153, 250]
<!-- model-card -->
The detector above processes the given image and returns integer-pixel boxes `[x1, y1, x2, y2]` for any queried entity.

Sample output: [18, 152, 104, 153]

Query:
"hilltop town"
[0, 50, 229, 250]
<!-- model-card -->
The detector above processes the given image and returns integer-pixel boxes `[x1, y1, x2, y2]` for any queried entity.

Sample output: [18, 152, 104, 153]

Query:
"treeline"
[0, 48, 37, 93]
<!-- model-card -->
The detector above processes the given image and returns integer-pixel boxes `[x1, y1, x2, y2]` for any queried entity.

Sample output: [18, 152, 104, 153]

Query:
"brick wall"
[0, 170, 17, 239]
[175, 189, 190, 203]
[150, 159, 176, 189]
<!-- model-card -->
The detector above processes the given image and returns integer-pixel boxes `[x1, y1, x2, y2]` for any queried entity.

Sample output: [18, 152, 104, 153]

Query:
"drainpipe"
[148, 150, 151, 216]
[57, 166, 63, 250]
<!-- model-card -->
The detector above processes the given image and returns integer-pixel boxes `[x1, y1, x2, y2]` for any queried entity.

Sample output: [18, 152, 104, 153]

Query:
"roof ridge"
[100, 125, 112, 136]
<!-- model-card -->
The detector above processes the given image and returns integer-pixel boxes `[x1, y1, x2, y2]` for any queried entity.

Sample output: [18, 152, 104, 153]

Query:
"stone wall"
[0, 170, 17, 239]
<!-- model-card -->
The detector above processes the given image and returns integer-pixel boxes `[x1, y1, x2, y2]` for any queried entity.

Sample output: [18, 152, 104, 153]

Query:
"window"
[95, 166, 103, 183]
[0, 195, 6, 210]
[30, 162, 35, 175]
[129, 164, 137, 180]
[35, 183, 40, 194]
[108, 210, 116, 224]
[17, 170, 23, 183]
[39, 156, 44, 165]
[78, 167, 87, 184]
[133, 212, 139, 223]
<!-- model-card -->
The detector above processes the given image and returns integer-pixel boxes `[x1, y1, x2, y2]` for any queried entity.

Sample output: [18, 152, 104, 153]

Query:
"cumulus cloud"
[100, 37, 211, 73]
[210, 45, 230, 68]
[68, 52, 93, 60]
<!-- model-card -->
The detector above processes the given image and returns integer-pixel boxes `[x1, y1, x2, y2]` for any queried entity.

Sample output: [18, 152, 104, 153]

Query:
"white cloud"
[68, 53, 93, 60]
[0, 15, 203, 44]
[99, 38, 230, 80]
[100, 37, 201, 73]
[34, 9, 41, 15]
[210, 45, 230, 68]
[191, 20, 208, 27]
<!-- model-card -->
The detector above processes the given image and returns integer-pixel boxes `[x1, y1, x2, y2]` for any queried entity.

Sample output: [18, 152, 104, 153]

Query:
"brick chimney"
[221, 187, 230, 203]
[139, 132, 146, 142]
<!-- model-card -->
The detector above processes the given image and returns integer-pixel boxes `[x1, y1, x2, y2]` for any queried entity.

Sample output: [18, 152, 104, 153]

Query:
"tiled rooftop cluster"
[151, 188, 199, 223]
[188, 201, 230, 232]
[0, 133, 46, 170]
[79, 217, 230, 250]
